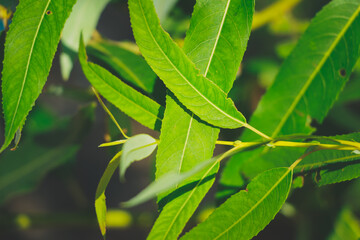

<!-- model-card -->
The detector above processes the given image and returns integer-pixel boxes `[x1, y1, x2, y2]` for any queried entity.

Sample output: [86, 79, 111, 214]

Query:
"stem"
[92, 87, 130, 139]
[243, 123, 272, 140]
[271, 141, 358, 151]
[289, 148, 318, 170]
[99, 139, 128, 148]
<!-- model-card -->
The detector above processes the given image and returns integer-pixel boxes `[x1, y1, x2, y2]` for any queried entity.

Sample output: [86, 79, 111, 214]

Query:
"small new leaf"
[120, 134, 157, 181]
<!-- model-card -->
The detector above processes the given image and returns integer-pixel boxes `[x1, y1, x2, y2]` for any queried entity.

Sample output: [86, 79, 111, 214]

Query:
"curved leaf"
[128, 0, 247, 129]
[221, 0, 360, 190]
[182, 0, 253, 93]
[149, 0, 254, 238]
[88, 40, 156, 93]
[122, 157, 217, 208]
[60, 0, 111, 80]
[120, 134, 157, 180]
[182, 167, 292, 240]
[1, 0, 76, 153]
[78, 36, 164, 130]
[95, 150, 122, 238]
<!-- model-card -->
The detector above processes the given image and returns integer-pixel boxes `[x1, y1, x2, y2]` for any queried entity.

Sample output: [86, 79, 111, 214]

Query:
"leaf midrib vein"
[137, 0, 246, 128]
[213, 168, 291, 240]
[271, 4, 360, 138]
[6, 0, 52, 140]
[88, 63, 162, 122]
[159, 0, 232, 238]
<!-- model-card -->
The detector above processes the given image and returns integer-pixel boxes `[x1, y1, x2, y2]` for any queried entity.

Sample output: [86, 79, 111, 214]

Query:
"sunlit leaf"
[129, 0, 248, 129]
[78, 36, 164, 130]
[88, 40, 157, 93]
[182, 167, 293, 240]
[221, 0, 360, 192]
[60, 0, 110, 80]
[0, 0, 76, 153]
[149, 0, 254, 239]
[122, 157, 217, 208]
[95, 150, 122, 238]
[120, 134, 157, 180]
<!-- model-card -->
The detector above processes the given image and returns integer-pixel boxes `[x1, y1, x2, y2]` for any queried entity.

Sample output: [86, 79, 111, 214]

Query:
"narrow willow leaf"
[128, 0, 247, 129]
[0, 0, 76, 153]
[245, 0, 360, 140]
[87, 40, 156, 93]
[120, 134, 157, 180]
[220, 133, 360, 196]
[182, 0, 253, 93]
[122, 157, 217, 208]
[95, 150, 122, 238]
[182, 167, 293, 240]
[153, 0, 178, 23]
[60, 0, 110, 80]
[295, 133, 360, 175]
[149, 0, 254, 239]
[328, 207, 360, 240]
[78, 36, 164, 130]
[221, 0, 360, 190]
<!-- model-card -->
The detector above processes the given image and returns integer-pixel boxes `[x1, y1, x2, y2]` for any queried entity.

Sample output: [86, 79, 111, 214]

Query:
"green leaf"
[182, 0, 254, 93]
[220, 133, 360, 197]
[128, 0, 247, 129]
[246, 0, 360, 140]
[149, 0, 254, 239]
[0, 0, 76, 153]
[153, 0, 178, 23]
[221, 0, 360, 191]
[95, 150, 122, 238]
[122, 157, 217, 208]
[328, 207, 360, 240]
[181, 167, 293, 240]
[120, 134, 157, 180]
[149, 94, 220, 240]
[295, 133, 360, 177]
[78, 36, 165, 130]
[87, 39, 157, 93]
[60, 0, 110, 80]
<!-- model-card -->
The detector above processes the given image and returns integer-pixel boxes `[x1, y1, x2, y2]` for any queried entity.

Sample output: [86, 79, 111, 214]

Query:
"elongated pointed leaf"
[0, 0, 76, 153]
[88, 40, 156, 93]
[221, 0, 360, 190]
[182, 0, 254, 93]
[128, 0, 247, 129]
[182, 167, 293, 240]
[78, 36, 164, 130]
[95, 151, 122, 238]
[221, 133, 360, 197]
[248, 0, 360, 140]
[149, 0, 254, 239]
[122, 157, 217, 208]
[60, 0, 110, 80]
[120, 134, 157, 180]
[149, 94, 220, 240]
